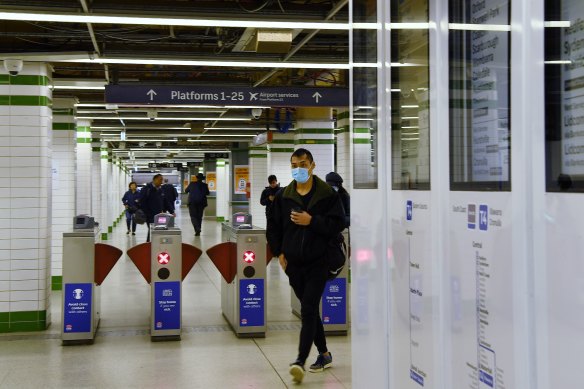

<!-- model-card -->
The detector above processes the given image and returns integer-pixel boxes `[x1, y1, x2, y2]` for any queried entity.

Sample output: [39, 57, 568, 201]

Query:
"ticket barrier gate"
[126, 214, 202, 341]
[206, 222, 272, 338]
[62, 215, 123, 345]
[291, 230, 350, 335]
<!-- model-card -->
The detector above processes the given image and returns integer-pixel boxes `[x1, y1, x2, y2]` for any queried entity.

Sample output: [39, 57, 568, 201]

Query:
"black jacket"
[185, 181, 210, 207]
[260, 185, 280, 216]
[138, 183, 168, 223]
[161, 183, 178, 213]
[267, 175, 345, 266]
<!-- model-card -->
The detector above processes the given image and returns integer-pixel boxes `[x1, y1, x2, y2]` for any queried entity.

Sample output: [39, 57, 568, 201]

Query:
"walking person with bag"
[266, 148, 345, 384]
[137, 174, 172, 242]
[184, 173, 210, 236]
[121, 181, 140, 235]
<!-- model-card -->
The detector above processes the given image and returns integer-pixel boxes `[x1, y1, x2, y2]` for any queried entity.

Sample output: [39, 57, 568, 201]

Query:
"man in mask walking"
[266, 148, 345, 384]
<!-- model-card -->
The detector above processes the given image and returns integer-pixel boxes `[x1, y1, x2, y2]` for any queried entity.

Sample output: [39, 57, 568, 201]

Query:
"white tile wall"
[249, 147, 269, 229]
[91, 144, 101, 222]
[216, 161, 229, 220]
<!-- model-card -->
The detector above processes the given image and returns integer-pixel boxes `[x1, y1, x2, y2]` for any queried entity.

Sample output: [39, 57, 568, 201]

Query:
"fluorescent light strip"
[385, 22, 432, 30]
[401, 105, 419, 109]
[545, 21, 571, 28]
[353, 62, 381, 68]
[390, 89, 401, 92]
[53, 85, 105, 90]
[63, 57, 350, 69]
[204, 127, 266, 130]
[0, 11, 348, 30]
[352, 23, 381, 30]
[401, 116, 419, 120]
[448, 23, 510, 32]
[189, 134, 254, 138]
[545, 60, 572, 65]
[386, 62, 426, 67]
[78, 116, 249, 121]
[401, 126, 419, 129]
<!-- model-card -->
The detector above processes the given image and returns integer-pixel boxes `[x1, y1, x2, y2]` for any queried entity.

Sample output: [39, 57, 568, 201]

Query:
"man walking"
[260, 174, 280, 220]
[266, 148, 345, 384]
[161, 178, 178, 214]
[138, 174, 167, 242]
[185, 173, 210, 236]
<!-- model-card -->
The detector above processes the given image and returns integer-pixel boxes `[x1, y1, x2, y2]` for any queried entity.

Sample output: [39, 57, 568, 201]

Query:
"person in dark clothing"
[325, 172, 350, 228]
[121, 181, 140, 235]
[138, 174, 171, 242]
[266, 148, 345, 384]
[260, 174, 280, 219]
[184, 173, 210, 236]
[161, 178, 178, 214]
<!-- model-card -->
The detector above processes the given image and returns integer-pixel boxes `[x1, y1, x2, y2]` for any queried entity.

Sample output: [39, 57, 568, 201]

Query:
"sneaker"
[126, 230, 130, 235]
[289, 361, 305, 383]
[131, 232, 136, 235]
[309, 353, 332, 373]
[195, 231, 201, 236]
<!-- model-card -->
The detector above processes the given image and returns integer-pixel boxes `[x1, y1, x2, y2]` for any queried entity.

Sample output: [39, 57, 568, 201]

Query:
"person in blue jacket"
[121, 181, 140, 235]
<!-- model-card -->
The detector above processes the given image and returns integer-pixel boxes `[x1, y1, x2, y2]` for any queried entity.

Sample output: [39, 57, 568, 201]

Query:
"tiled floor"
[0, 209, 351, 388]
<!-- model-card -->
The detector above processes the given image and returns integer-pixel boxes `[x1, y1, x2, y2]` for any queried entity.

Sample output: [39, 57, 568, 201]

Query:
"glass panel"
[449, 0, 511, 191]
[545, 0, 584, 192]
[391, 1, 430, 190]
[352, 0, 378, 189]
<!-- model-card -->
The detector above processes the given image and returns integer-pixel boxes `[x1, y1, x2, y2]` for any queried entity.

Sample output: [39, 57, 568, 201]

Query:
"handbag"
[133, 209, 147, 225]
[326, 233, 347, 280]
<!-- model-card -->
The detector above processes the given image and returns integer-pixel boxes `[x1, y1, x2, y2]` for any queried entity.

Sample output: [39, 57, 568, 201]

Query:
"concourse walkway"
[0, 207, 351, 388]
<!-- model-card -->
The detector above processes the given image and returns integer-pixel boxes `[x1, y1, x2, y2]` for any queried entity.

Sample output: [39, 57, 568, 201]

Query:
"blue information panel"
[154, 281, 180, 330]
[322, 278, 346, 325]
[239, 279, 264, 327]
[63, 283, 92, 333]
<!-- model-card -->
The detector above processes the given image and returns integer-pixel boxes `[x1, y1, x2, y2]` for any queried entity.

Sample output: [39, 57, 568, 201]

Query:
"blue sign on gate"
[239, 279, 264, 327]
[322, 278, 346, 325]
[63, 283, 92, 333]
[105, 85, 349, 107]
[154, 281, 181, 330]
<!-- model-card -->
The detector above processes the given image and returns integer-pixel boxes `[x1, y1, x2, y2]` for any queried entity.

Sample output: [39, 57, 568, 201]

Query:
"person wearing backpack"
[266, 148, 345, 384]
[185, 173, 210, 236]
[138, 174, 171, 242]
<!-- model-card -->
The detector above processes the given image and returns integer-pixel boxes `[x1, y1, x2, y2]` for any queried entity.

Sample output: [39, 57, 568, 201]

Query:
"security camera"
[251, 108, 262, 119]
[4, 59, 23, 76]
[147, 109, 157, 121]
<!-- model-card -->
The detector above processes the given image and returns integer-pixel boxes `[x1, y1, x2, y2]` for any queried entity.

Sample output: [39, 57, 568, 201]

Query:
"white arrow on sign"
[312, 92, 322, 103]
[147, 89, 157, 101]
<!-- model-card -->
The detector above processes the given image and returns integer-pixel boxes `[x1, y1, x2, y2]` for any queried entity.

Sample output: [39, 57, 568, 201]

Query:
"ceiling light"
[448, 23, 510, 32]
[0, 11, 348, 30]
[78, 116, 250, 121]
[544, 21, 570, 28]
[385, 22, 432, 30]
[63, 57, 350, 69]
[53, 85, 105, 90]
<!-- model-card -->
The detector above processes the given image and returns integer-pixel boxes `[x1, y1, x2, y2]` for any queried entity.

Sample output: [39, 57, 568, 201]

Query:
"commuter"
[325, 172, 350, 228]
[266, 148, 345, 384]
[259, 174, 280, 220]
[121, 181, 140, 235]
[184, 173, 210, 236]
[161, 178, 178, 214]
[138, 174, 172, 242]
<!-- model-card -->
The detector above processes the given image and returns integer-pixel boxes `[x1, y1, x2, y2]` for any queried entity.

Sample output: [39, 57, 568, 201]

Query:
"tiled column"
[294, 108, 335, 180]
[216, 159, 229, 222]
[76, 120, 92, 215]
[0, 63, 53, 332]
[249, 145, 269, 229]
[268, 131, 295, 188]
[91, 139, 101, 226]
[50, 98, 76, 291]
[100, 143, 111, 240]
[353, 118, 375, 185]
[336, 109, 352, 190]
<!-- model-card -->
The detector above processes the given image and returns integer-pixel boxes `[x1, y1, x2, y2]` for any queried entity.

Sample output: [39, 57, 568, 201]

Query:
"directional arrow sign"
[106, 85, 348, 107]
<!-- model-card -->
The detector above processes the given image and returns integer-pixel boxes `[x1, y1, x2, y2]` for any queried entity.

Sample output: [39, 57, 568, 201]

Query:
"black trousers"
[188, 203, 205, 233]
[287, 262, 329, 365]
[125, 210, 136, 232]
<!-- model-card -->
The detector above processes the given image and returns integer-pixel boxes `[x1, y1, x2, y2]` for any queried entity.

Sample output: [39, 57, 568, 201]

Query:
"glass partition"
[449, 0, 511, 191]
[390, 1, 430, 190]
[545, 0, 584, 192]
[352, 0, 378, 189]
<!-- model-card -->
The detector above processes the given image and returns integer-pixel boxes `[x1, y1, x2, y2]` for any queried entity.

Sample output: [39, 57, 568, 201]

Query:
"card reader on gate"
[73, 215, 96, 229]
[153, 213, 175, 230]
[232, 212, 252, 228]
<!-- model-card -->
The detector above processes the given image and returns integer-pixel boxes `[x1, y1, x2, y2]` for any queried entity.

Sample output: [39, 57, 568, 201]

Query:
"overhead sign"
[105, 85, 349, 107]
[148, 162, 182, 169]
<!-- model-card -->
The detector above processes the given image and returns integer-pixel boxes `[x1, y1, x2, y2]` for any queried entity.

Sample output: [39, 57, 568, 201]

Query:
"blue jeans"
[125, 210, 137, 232]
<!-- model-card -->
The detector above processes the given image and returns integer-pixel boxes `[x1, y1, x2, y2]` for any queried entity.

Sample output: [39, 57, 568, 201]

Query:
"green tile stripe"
[77, 138, 93, 144]
[230, 201, 249, 205]
[269, 139, 295, 144]
[53, 122, 76, 131]
[354, 128, 371, 134]
[249, 146, 268, 151]
[269, 147, 295, 153]
[216, 216, 225, 222]
[0, 95, 51, 106]
[0, 74, 50, 86]
[337, 110, 350, 120]
[337, 125, 351, 134]
[295, 139, 335, 145]
[0, 310, 48, 333]
[249, 154, 268, 158]
[52, 275, 63, 291]
[354, 138, 372, 144]
[77, 126, 91, 132]
[101, 232, 108, 240]
[295, 128, 334, 135]
[53, 108, 75, 116]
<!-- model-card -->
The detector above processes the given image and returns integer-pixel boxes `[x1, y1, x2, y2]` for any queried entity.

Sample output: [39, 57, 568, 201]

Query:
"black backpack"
[326, 233, 348, 280]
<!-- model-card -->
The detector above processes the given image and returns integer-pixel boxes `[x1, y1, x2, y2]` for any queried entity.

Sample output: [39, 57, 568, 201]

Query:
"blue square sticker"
[479, 204, 488, 231]
[240, 279, 264, 327]
[406, 200, 413, 221]
[63, 283, 92, 333]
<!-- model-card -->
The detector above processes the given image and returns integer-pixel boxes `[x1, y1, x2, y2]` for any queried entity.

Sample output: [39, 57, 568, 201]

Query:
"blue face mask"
[292, 167, 310, 184]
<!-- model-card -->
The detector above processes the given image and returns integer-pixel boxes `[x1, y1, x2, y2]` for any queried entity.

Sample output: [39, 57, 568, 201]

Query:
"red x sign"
[243, 251, 255, 263]
[157, 252, 170, 265]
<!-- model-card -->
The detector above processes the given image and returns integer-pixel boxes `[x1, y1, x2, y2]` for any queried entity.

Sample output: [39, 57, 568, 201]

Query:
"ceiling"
[0, 0, 349, 169]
